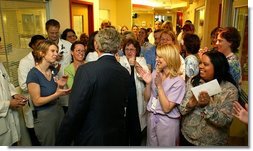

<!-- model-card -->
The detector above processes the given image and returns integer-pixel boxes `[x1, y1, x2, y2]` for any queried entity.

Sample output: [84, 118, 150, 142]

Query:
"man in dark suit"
[55, 28, 130, 146]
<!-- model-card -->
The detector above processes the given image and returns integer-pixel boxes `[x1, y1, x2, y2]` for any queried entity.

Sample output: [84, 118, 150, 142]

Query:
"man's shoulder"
[146, 46, 156, 53]
[144, 46, 156, 58]
[78, 61, 97, 72]
[19, 52, 34, 65]
[84, 57, 128, 73]
[59, 39, 72, 47]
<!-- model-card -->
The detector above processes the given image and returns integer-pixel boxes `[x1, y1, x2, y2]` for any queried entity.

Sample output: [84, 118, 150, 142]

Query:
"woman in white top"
[85, 31, 99, 62]
[119, 38, 149, 145]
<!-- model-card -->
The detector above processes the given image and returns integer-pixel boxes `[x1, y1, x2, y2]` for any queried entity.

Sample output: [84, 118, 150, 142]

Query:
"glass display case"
[0, 0, 47, 86]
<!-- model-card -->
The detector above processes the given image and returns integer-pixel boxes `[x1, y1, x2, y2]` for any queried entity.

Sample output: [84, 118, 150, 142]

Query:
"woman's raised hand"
[136, 65, 152, 84]
[233, 101, 248, 124]
[55, 75, 68, 89]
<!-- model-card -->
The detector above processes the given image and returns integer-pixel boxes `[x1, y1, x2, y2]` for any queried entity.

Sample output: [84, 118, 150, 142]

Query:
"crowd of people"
[0, 18, 248, 146]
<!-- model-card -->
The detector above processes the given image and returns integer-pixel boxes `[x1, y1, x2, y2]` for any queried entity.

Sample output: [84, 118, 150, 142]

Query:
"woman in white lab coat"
[119, 38, 149, 145]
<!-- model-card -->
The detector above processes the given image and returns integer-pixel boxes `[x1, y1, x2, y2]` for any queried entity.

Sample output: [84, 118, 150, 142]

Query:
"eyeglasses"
[74, 49, 86, 53]
[125, 48, 136, 52]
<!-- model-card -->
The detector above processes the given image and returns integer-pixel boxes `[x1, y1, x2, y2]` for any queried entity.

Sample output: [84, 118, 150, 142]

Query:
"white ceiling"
[132, 0, 188, 9]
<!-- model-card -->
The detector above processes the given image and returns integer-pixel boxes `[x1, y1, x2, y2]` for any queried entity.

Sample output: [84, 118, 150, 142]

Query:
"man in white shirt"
[148, 21, 162, 45]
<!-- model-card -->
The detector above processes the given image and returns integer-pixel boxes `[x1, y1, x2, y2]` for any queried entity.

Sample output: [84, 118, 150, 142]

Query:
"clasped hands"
[188, 91, 210, 108]
[10, 94, 28, 109]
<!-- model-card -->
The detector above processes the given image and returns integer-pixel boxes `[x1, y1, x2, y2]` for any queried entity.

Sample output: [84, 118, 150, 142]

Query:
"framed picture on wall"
[22, 14, 35, 34]
[35, 15, 42, 34]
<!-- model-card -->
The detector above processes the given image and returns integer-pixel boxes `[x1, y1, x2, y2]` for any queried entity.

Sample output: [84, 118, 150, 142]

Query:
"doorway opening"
[69, 0, 94, 37]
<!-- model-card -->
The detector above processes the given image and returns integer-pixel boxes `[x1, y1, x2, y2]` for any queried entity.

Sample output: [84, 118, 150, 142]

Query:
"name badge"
[151, 97, 158, 110]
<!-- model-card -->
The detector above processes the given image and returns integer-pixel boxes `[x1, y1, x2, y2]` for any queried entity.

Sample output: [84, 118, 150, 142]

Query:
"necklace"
[37, 64, 51, 80]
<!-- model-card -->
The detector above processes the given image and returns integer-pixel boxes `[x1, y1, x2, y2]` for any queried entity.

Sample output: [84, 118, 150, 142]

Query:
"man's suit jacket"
[56, 55, 130, 146]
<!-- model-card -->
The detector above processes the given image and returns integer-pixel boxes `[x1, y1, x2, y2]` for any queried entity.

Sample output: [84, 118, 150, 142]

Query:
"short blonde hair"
[156, 44, 181, 78]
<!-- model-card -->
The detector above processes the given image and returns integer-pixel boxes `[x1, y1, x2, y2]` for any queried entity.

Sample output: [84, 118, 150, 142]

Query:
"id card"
[151, 97, 158, 110]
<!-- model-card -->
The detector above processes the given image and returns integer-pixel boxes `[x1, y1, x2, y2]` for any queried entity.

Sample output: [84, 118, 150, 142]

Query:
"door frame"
[69, 0, 94, 35]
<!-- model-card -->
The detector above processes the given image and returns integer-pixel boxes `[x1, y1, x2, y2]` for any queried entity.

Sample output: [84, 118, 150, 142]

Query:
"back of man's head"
[95, 28, 121, 54]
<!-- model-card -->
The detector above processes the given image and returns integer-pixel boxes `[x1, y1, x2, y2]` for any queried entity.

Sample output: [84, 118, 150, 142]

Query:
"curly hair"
[122, 38, 141, 56]
[219, 27, 241, 53]
[94, 28, 121, 54]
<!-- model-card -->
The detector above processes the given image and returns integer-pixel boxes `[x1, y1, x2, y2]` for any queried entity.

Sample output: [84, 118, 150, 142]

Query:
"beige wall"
[132, 13, 154, 28]
[183, 0, 206, 48]
[99, 0, 117, 28]
[203, 0, 221, 48]
[48, 0, 100, 32]
[116, 0, 132, 31]
[49, 0, 70, 33]
[82, 0, 100, 31]
[99, 0, 132, 31]
[183, 0, 205, 24]
[48, 0, 131, 32]
[91, 0, 100, 31]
